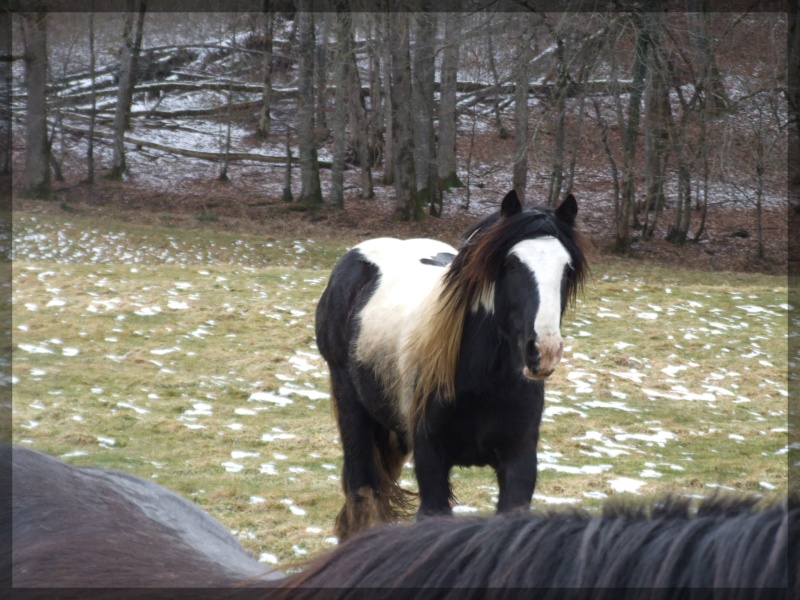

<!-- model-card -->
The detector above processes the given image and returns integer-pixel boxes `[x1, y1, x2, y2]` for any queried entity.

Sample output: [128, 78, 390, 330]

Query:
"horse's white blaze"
[354, 238, 457, 429]
[510, 237, 571, 373]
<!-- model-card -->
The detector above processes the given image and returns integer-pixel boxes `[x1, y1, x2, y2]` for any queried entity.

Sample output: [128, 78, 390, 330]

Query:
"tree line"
[8, 5, 795, 257]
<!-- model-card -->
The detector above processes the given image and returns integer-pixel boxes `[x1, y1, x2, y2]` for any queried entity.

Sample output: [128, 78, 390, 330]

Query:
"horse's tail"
[372, 429, 416, 523]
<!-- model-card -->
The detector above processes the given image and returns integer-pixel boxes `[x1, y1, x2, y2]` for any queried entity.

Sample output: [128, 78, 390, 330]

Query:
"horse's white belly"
[354, 238, 456, 429]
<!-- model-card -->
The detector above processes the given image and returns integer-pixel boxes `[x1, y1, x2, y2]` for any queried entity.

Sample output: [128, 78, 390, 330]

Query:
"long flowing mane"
[404, 206, 589, 427]
[278, 493, 796, 589]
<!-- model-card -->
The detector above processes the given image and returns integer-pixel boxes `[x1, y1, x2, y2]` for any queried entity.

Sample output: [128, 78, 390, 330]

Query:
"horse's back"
[11, 444, 282, 587]
[316, 237, 456, 368]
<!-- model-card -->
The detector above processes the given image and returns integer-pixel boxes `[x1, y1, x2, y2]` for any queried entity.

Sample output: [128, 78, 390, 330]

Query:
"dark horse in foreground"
[6, 444, 283, 588]
[283, 493, 797, 594]
[316, 190, 589, 539]
[7, 445, 796, 593]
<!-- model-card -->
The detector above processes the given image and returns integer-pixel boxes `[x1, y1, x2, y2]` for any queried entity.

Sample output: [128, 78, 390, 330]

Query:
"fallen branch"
[58, 122, 332, 168]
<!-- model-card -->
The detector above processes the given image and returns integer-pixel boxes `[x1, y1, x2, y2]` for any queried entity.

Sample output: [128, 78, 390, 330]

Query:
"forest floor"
[11, 160, 788, 277]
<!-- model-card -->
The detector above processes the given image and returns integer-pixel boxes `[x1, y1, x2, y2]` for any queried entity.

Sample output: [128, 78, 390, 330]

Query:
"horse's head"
[411, 190, 587, 409]
[489, 190, 584, 381]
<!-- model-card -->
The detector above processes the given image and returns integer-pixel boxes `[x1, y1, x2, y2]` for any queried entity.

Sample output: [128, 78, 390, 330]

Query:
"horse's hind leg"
[373, 428, 414, 522]
[329, 367, 384, 541]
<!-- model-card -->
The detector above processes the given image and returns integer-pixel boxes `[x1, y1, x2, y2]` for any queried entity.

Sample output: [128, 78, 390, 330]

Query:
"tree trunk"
[87, 9, 96, 184]
[0, 11, 10, 175]
[126, 0, 147, 130]
[315, 12, 332, 133]
[411, 10, 439, 215]
[381, 14, 394, 185]
[366, 16, 384, 170]
[686, 0, 728, 116]
[616, 16, 649, 252]
[296, 9, 322, 208]
[513, 17, 535, 204]
[487, 30, 509, 139]
[389, 12, 419, 221]
[22, 12, 51, 199]
[437, 9, 461, 191]
[330, 12, 350, 209]
[788, 2, 800, 205]
[667, 161, 691, 243]
[219, 19, 236, 182]
[592, 99, 620, 217]
[693, 136, 709, 243]
[109, 1, 137, 180]
[565, 91, 586, 198]
[756, 164, 764, 260]
[642, 16, 670, 239]
[257, 5, 275, 138]
[347, 24, 373, 199]
[282, 127, 293, 202]
[547, 37, 568, 207]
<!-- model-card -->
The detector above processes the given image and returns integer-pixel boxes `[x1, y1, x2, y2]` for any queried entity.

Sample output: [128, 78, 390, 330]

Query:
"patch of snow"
[608, 477, 646, 494]
[249, 391, 293, 406]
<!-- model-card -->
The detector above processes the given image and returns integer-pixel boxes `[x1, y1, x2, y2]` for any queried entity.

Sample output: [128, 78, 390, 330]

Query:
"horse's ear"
[555, 193, 578, 226]
[501, 190, 522, 218]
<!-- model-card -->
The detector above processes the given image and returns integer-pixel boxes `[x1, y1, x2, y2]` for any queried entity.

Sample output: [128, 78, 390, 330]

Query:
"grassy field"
[11, 209, 790, 568]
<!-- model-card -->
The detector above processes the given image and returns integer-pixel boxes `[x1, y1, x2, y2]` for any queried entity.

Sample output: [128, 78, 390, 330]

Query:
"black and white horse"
[315, 190, 589, 540]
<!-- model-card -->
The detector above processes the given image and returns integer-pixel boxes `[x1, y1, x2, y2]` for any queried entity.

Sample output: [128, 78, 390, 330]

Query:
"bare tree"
[1, 11, 11, 175]
[315, 12, 332, 134]
[219, 15, 236, 182]
[686, 0, 729, 116]
[330, 11, 351, 209]
[722, 91, 786, 260]
[126, 0, 146, 129]
[21, 12, 51, 199]
[389, 12, 419, 221]
[347, 17, 373, 199]
[109, 0, 146, 180]
[437, 10, 462, 192]
[592, 97, 620, 216]
[486, 24, 510, 139]
[282, 127, 293, 203]
[721, 17, 788, 261]
[615, 12, 649, 252]
[790, 3, 800, 222]
[641, 10, 671, 239]
[47, 32, 79, 184]
[86, 9, 97, 184]
[412, 10, 439, 215]
[296, 8, 322, 208]
[513, 16, 535, 204]
[546, 35, 568, 207]
[380, 13, 394, 185]
[256, 3, 275, 138]
[365, 15, 384, 170]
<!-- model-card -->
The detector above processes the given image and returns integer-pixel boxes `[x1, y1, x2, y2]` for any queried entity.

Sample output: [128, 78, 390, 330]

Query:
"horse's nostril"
[525, 339, 537, 364]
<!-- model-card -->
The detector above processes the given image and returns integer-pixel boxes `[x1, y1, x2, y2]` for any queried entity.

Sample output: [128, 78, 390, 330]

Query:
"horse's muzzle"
[523, 366, 554, 380]
[523, 333, 563, 380]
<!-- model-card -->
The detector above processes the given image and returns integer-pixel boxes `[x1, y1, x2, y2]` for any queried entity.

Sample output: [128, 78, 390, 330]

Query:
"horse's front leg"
[413, 434, 453, 517]
[495, 444, 537, 513]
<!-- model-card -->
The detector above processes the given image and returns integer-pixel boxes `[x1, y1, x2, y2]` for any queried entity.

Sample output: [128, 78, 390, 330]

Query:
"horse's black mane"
[278, 493, 797, 591]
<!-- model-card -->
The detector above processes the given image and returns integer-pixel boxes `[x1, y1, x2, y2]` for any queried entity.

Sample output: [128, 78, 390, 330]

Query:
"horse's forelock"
[449, 208, 587, 310]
